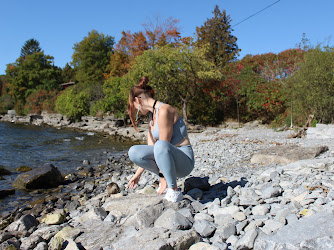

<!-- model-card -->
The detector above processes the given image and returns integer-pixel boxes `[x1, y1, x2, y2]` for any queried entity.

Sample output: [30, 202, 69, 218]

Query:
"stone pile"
[1, 126, 334, 249]
[0, 111, 147, 142]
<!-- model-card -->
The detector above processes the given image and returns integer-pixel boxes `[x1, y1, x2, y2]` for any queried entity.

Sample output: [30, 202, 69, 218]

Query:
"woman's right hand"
[127, 174, 141, 189]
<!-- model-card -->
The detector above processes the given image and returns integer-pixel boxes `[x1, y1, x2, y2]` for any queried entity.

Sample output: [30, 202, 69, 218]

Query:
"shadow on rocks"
[183, 176, 248, 204]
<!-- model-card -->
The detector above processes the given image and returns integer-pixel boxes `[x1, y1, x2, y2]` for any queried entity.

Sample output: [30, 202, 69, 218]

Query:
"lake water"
[0, 121, 134, 190]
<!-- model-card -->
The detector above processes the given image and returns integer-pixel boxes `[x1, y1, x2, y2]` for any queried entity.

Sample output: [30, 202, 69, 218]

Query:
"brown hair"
[128, 76, 154, 131]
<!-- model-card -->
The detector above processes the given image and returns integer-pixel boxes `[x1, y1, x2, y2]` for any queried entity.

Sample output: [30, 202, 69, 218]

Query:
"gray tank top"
[151, 103, 188, 145]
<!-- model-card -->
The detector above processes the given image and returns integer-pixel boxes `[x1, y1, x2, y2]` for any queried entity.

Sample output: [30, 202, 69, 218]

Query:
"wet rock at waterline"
[0, 165, 11, 175]
[12, 164, 64, 189]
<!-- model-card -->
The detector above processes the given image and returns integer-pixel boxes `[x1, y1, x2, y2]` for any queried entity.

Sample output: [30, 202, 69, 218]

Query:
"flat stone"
[261, 220, 285, 235]
[214, 214, 235, 226]
[189, 242, 220, 250]
[252, 204, 271, 216]
[233, 212, 246, 222]
[102, 194, 163, 216]
[194, 213, 214, 222]
[137, 186, 156, 194]
[255, 212, 334, 249]
[111, 227, 200, 250]
[251, 145, 328, 165]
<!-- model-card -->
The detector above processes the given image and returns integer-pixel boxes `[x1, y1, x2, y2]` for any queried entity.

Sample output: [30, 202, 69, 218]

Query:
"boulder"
[154, 208, 192, 230]
[193, 219, 216, 237]
[251, 145, 328, 165]
[254, 212, 334, 249]
[235, 228, 258, 250]
[12, 164, 64, 189]
[7, 214, 39, 232]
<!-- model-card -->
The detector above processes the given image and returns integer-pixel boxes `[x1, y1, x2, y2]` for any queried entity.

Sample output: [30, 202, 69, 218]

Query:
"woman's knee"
[128, 145, 141, 163]
[154, 140, 170, 156]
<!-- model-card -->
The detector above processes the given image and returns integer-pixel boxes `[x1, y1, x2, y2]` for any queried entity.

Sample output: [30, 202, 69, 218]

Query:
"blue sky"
[1, 0, 333, 75]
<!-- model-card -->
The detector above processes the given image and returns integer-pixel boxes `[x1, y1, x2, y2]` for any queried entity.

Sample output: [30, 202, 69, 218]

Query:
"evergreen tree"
[20, 39, 42, 57]
[61, 63, 76, 83]
[196, 5, 240, 68]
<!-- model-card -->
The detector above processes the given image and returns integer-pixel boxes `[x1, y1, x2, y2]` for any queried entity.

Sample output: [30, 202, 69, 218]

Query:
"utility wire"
[232, 0, 281, 27]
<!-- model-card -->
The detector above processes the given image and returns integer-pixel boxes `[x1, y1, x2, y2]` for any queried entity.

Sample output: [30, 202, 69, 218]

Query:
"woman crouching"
[126, 76, 194, 202]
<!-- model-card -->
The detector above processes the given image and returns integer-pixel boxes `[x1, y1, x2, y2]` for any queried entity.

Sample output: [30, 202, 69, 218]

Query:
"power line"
[232, 0, 281, 28]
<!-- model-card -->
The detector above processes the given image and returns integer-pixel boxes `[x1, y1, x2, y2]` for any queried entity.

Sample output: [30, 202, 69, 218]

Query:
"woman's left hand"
[126, 174, 141, 189]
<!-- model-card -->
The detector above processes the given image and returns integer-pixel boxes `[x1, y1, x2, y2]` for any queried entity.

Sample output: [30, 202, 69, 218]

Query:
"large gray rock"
[112, 227, 200, 250]
[6, 214, 39, 232]
[75, 221, 122, 249]
[213, 223, 236, 240]
[154, 208, 192, 230]
[30, 225, 63, 241]
[193, 220, 216, 237]
[251, 145, 328, 165]
[102, 194, 163, 216]
[239, 188, 260, 206]
[254, 211, 334, 249]
[20, 235, 43, 250]
[12, 164, 64, 189]
[235, 228, 258, 250]
[129, 202, 165, 228]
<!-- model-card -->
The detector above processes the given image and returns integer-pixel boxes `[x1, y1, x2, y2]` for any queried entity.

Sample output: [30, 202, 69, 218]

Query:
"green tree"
[61, 63, 76, 83]
[289, 45, 334, 123]
[20, 39, 42, 58]
[90, 77, 126, 116]
[196, 5, 240, 68]
[121, 44, 221, 123]
[55, 85, 90, 121]
[6, 52, 62, 106]
[71, 30, 114, 84]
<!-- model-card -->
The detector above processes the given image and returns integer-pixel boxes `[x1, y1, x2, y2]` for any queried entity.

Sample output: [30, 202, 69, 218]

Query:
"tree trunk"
[182, 99, 188, 125]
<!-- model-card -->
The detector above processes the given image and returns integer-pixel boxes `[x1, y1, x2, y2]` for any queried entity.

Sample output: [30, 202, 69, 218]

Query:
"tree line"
[1, 5, 333, 127]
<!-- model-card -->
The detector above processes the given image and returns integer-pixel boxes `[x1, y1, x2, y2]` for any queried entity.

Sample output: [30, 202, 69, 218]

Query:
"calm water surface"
[0, 121, 137, 212]
[0, 122, 135, 198]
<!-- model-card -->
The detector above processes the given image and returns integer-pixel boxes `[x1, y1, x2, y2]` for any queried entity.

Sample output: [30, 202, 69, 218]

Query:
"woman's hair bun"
[138, 76, 149, 88]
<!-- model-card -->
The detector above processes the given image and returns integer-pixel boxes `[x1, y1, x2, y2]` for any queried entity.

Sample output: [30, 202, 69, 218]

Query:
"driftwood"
[289, 115, 314, 138]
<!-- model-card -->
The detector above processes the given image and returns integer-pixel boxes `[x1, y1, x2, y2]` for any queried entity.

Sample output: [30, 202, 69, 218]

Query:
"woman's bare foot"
[157, 177, 167, 194]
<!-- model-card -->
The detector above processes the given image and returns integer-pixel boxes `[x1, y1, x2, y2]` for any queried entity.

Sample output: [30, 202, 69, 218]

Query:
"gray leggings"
[128, 140, 195, 188]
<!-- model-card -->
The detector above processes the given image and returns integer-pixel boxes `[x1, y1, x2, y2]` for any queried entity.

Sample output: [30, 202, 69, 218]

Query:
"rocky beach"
[1, 112, 334, 249]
